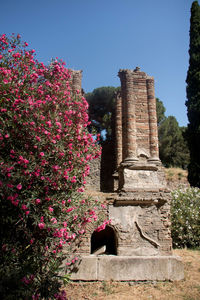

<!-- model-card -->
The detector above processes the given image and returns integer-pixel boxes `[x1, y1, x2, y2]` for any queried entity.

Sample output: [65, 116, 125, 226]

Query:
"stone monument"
[69, 69, 83, 94]
[70, 68, 184, 281]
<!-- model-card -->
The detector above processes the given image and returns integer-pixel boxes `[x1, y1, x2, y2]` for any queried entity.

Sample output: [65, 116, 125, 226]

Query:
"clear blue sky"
[0, 0, 196, 126]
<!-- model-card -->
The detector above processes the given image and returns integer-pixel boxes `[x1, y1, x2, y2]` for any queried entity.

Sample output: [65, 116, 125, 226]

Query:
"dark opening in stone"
[91, 225, 117, 255]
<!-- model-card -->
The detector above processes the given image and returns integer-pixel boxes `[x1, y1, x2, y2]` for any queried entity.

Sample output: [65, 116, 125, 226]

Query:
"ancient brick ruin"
[69, 68, 184, 281]
[69, 69, 82, 94]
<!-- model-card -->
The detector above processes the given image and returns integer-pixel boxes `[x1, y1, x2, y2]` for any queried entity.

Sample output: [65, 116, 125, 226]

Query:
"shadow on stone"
[91, 225, 117, 255]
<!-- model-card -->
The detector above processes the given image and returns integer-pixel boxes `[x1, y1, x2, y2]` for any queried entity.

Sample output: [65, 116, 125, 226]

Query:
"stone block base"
[70, 255, 184, 281]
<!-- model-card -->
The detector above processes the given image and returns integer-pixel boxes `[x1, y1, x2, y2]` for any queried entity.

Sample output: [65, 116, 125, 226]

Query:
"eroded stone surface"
[122, 168, 164, 189]
[70, 256, 184, 281]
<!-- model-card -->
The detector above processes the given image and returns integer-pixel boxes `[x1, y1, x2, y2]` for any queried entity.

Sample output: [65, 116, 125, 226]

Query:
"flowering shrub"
[0, 34, 102, 299]
[171, 187, 200, 248]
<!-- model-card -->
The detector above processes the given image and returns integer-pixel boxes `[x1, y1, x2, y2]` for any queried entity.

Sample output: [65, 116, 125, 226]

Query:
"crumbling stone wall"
[69, 67, 183, 281]
[78, 68, 173, 256]
[85, 158, 101, 191]
[69, 69, 82, 94]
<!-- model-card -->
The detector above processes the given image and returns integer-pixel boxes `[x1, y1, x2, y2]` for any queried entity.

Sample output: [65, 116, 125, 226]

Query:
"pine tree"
[186, 1, 200, 187]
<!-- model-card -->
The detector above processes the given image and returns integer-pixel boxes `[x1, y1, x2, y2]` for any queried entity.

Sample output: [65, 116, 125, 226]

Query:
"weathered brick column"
[70, 70, 82, 94]
[115, 91, 123, 168]
[146, 78, 159, 161]
[118, 70, 138, 162]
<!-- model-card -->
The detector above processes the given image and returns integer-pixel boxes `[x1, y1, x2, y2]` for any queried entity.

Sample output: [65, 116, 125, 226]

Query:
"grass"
[165, 167, 188, 185]
[65, 249, 200, 300]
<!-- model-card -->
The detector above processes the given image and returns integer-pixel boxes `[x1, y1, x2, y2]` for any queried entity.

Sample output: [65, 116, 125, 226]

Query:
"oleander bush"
[171, 187, 200, 248]
[0, 34, 106, 300]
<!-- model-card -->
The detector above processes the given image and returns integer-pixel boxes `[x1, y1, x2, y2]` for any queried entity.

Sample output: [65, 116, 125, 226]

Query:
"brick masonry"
[69, 69, 82, 94]
[69, 68, 184, 281]
[117, 67, 159, 163]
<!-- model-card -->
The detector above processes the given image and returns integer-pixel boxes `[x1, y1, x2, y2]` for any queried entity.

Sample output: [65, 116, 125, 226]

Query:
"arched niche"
[90, 225, 117, 255]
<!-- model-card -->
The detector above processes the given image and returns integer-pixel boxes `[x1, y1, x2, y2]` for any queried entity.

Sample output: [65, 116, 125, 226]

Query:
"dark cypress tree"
[186, 1, 200, 187]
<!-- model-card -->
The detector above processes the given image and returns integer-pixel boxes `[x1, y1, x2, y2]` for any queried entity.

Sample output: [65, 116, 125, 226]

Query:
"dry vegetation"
[165, 168, 189, 188]
[65, 249, 200, 300]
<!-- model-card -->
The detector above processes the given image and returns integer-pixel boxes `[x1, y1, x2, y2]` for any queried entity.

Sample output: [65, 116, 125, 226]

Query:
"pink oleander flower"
[51, 217, 57, 224]
[21, 204, 28, 210]
[48, 206, 53, 212]
[32, 293, 40, 300]
[71, 257, 78, 264]
[38, 222, 45, 229]
[35, 198, 41, 204]
[16, 183, 22, 190]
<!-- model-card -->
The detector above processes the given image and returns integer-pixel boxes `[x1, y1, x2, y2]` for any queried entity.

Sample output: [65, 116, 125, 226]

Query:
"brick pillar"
[115, 91, 123, 168]
[118, 70, 138, 162]
[146, 79, 159, 161]
[119, 71, 127, 161]
[70, 70, 82, 94]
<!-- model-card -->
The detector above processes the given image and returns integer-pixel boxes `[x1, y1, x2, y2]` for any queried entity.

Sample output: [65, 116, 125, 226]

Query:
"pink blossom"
[51, 217, 57, 224]
[38, 222, 45, 229]
[66, 207, 74, 213]
[12, 52, 21, 58]
[55, 121, 62, 128]
[22, 276, 30, 285]
[35, 198, 41, 205]
[16, 183, 22, 190]
[48, 206, 53, 212]
[35, 136, 41, 141]
[32, 294, 40, 300]
[21, 204, 28, 210]
[63, 222, 67, 227]
[12, 199, 19, 206]
[52, 165, 60, 171]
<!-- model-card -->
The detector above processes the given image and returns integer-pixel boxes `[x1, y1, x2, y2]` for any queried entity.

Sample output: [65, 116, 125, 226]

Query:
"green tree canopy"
[186, 1, 200, 186]
[159, 116, 189, 168]
[86, 86, 120, 140]
[156, 98, 166, 125]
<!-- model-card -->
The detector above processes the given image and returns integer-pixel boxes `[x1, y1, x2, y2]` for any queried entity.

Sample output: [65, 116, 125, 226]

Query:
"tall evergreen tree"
[186, 1, 200, 187]
[156, 98, 166, 125]
[159, 116, 189, 169]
